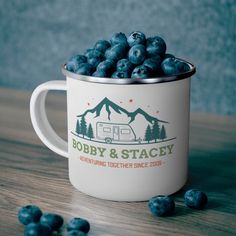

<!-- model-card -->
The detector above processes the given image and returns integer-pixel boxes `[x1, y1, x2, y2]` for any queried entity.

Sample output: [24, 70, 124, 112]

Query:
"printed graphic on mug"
[71, 97, 176, 168]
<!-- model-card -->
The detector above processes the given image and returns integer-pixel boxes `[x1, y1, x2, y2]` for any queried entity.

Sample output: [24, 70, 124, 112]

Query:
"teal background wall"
[0, 0, 235, 115]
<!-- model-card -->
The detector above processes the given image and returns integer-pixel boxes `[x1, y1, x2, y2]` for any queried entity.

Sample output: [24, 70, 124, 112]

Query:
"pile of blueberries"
[66, 31, 190, 79]
[18, 206, 90, 236]
[18, 189, 207, 235]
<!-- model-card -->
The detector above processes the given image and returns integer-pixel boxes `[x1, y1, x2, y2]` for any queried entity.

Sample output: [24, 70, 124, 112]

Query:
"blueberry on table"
[96, 59, 115, 75]
[75, 63, 94, 76]
[127, 31, 146, 47]
[110, 32, 128, 47]
[18, 205, 43, 225]
[131, 65, 150, 79]
[66, 55, 87, 72]
[146, 36, 166, 57]
[143, 56, 162, 75]
[184, 189, 208, 210]
[112, 71, 130, 78]
[92, 70, 107, 78]
[148, 195, 175, 217]
[40, 213, 64, 231]
[105, 44, 127, 62]
[116, 59, 134, 73]
[94, 40, 111, 53]
[66, 230, 87, 236]
[128, 44, 146, 65]
[67, 218, 90, 233]
[24, 223, 52, 236]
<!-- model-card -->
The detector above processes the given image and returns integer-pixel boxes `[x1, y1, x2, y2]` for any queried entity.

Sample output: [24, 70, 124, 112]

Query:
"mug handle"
[30, 80, 68, 158]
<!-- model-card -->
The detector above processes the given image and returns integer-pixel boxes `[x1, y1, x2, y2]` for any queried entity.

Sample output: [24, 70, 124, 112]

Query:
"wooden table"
[0, 87, 235, 236]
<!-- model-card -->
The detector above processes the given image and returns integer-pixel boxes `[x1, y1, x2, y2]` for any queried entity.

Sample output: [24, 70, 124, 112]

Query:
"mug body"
[66, 75, 191, 201]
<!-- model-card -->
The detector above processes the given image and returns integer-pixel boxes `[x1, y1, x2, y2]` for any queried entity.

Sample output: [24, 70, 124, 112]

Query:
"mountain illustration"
[129, 108, 165, 124]
[77, 97, 168, 124]
[78, 97, 129, 120]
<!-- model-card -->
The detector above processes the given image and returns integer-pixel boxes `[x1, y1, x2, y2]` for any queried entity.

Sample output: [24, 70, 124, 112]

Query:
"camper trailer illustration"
[96, 122, 136, 143]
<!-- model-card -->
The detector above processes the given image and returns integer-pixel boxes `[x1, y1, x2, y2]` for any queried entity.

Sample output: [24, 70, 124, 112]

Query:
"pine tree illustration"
[160, 125, 167, 140]
[76, 120, 81, 135]
[87, 123, 94, 140]
[144, 125, 152, 143]
[152, 120, 160, 142]
[80, 116, 87, 138]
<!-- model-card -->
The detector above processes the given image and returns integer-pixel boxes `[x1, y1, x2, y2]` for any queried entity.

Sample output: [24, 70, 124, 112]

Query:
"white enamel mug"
[30, 60, 195, 201]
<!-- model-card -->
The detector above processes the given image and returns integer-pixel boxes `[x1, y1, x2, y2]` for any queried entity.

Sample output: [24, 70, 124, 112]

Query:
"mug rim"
[61, 58, 196, 85]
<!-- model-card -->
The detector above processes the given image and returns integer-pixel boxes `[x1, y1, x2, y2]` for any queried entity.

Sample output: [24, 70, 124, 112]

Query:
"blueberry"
[69, 55, 87, 64]
[18, 205, 43, 225]
[84, 48, 94, 58]
[131, 65, 150, 79]
[163, 53, 175, 59]
[146, 36, 166, 57]
[87, 56, 104, 68]
[66, 230, 87, 236]
[94, 40, 111, 53]
[161, 57, 178, 75]
[85, 49, 105, 68]
[161, 57, 190, 76]
[176, 60, 190, 73]
[116, 59, 134, 73]
[127, 31, 146, 47]
[24, 223, 52, 236]
[67, 61, 78, 72]
[40, 213, 63, 231]
[85, 49, 104, 59]
[75, 63, 94, 76]
[67, 218, 90, 233]
[110, 32, 128, 47]
[143, 56, 162, 75]
[148, 195, 175, 217]
[105, 44, 127, 62]
[96, 59, 115, 75]
[92, 70, 107, 78]
[128, 44, 146, 65]
[184, 189, 208, 210]
[67, 55, 87, 72]
[112, 71, 130, 78]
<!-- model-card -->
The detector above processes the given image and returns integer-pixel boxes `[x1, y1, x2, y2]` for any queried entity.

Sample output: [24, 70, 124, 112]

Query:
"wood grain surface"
[0, 87, 235, 236]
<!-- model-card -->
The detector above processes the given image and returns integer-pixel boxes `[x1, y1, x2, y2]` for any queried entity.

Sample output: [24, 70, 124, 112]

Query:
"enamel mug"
[30, 59, 195, 201]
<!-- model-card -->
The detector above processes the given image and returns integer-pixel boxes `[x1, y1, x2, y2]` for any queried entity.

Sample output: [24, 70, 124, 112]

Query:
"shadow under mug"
[30, 59, 196, 201]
